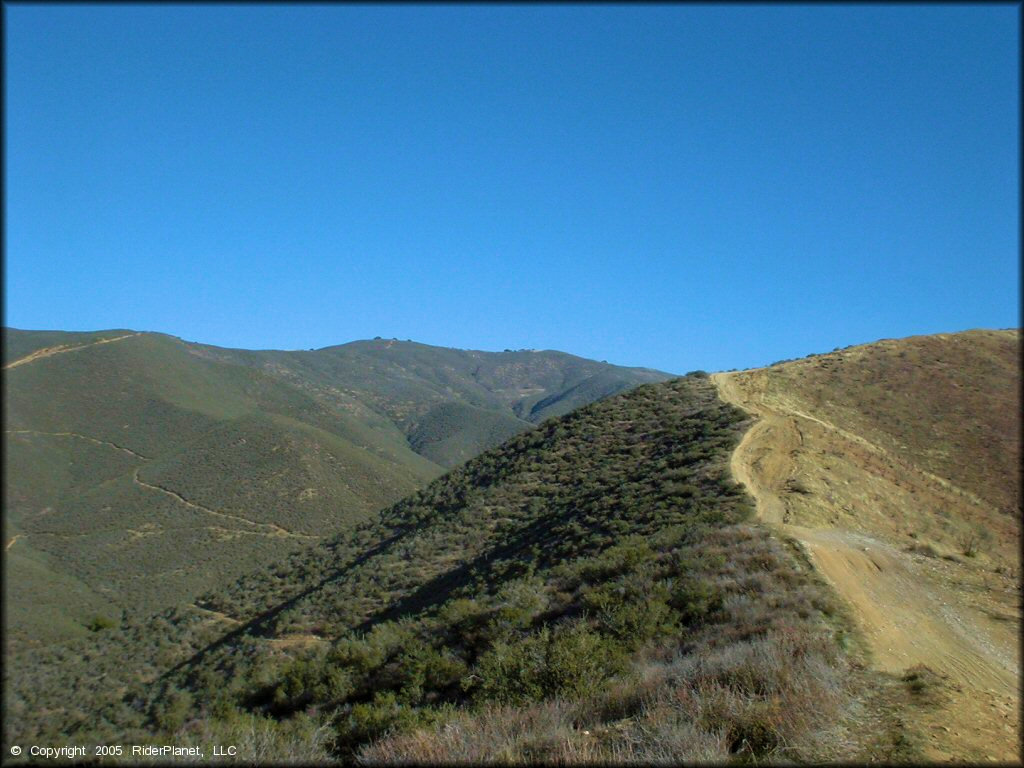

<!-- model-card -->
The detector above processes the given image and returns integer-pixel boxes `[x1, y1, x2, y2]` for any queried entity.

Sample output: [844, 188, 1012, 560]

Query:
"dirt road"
[4, 333, 141, 370]
[5, 428, 318, 545]
[713, 371, 1020, 762]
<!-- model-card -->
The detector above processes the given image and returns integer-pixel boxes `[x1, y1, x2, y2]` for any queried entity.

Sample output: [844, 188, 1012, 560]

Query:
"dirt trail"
[5, 534, 24, 551]
[4, 333, 141, 370]
[6, 427, 317, 544]
[6, 429, 150, 460]
[713, 372, 1020, 762]
[132, 468, 318, 542]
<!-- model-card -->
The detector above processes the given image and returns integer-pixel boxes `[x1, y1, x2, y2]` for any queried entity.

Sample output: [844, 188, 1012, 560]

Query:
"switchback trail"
[4, 333, 141, 370]
[713, 371, 1020, 762]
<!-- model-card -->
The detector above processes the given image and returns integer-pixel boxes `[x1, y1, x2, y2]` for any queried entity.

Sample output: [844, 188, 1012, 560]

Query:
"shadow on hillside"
[349, 508, 591, 635]
[158, 529, 411, 684]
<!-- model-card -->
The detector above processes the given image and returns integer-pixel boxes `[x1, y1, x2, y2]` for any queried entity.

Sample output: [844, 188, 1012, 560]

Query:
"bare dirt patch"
[267, 633, 328, 651]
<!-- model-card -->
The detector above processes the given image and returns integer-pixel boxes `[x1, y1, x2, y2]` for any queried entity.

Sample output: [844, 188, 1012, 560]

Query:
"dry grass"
[360, 628, 854, 764]
[730, 329, 1020, 563]
[168, 711, 333, 764]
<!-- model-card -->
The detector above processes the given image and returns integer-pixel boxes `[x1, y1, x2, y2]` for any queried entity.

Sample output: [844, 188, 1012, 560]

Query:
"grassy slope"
[3, 329, 669, 648]
[5, 375, 894, 763]
[725, 329, 1019, 560]
[761, 330, 1018, 512]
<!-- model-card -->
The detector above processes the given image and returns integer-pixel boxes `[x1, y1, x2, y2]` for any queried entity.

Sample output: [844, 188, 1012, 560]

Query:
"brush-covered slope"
[405, 401, 528, 466]
[6, 375, 900, 764]
[4, 329, 668, 649]
[714, 328, 1020, 761]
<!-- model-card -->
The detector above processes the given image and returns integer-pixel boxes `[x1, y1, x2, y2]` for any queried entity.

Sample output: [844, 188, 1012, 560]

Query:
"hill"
[3, 328, 668, 649]
[5, 328, 1015, 763]
[5, 373, 910, 763]
[713, 328, 1020, 761]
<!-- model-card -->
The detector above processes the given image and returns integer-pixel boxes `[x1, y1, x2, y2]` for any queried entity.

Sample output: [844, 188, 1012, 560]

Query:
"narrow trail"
[712, 371, 1020, 762]
[6, 427, 317, 544]
[131, 468, 318, 542]
[5, 430, 150, 460]
[4, 333, 141, 370]
[6, 534, 24, 551]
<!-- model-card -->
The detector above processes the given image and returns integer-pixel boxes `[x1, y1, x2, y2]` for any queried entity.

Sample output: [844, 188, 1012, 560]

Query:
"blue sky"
[4, 5, 1018, 373]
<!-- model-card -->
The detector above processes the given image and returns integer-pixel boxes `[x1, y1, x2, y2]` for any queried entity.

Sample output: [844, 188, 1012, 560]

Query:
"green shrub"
[273, 656, 328, 711]
[153, 689, 192, 733]
[335, 692, 446, 756]
[577, 537, 655, 584]
[390, 643, 467, 704]
[472, 621, 626, 706]
[670, 577, 723, 626]
[86, 615, 117, 632]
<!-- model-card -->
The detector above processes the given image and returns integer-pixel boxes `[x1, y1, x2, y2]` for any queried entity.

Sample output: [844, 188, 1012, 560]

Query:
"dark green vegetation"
[6, 375, 874, 763]
[4, 328, 667, 650]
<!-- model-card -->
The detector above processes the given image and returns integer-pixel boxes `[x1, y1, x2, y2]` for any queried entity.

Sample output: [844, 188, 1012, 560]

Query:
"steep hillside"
[713, 329, 1020, 762]
[5, 375, 903, 763]
[4, 329, 668, 649]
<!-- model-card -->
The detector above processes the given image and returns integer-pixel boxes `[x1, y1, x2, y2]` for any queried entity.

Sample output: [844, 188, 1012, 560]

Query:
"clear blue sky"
[4, 5, 1019, 373]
